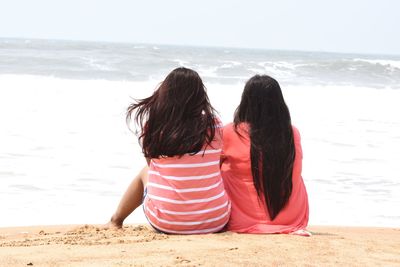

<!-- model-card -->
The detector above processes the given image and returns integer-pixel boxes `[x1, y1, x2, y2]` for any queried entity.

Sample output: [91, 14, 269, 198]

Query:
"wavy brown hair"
[127, 67, 217, 158]
[234, 75, 295, 220]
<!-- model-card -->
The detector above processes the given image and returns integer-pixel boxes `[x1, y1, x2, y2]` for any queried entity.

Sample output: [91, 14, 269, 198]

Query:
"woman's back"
[144, 128, 230, 234]
[221, 122, 309, 233]
[108, 67, 231, 233]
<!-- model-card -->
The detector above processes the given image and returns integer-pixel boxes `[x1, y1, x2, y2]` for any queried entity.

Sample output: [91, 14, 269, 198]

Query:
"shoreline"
[1, 224, 399, 266]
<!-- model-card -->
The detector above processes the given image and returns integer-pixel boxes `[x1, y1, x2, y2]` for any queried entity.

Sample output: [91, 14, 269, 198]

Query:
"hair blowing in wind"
[126, 67, 217, 158]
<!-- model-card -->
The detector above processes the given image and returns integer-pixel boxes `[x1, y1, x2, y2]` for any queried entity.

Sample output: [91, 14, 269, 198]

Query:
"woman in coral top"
[220, 75, 309, 235]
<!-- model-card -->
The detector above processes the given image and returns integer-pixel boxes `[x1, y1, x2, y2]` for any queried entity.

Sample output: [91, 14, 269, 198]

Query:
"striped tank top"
[143, 123, 230, 234]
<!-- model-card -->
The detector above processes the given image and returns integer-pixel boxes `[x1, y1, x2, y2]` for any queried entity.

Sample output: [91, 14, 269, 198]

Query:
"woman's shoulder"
[222, 122, 236, 138]
[222, 122, 250, 145]
[223, 122, 249, 132]
[223, 122, 234, 131]
[291, 125, 301, 140]
[212, 116, 223, 127]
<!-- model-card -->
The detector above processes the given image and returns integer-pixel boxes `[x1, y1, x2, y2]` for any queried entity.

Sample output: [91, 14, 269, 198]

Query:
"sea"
[1, 38, 399, 228]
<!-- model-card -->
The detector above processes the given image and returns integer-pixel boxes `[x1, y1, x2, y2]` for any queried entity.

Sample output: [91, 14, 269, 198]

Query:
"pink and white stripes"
[143, 132, 230, 234]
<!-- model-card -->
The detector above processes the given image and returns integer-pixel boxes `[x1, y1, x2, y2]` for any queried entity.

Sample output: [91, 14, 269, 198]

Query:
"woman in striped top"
[108, 67, 230, 234]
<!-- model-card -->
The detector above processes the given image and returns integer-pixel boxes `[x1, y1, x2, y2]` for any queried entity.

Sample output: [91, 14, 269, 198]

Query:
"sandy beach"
[1, 41, 400, 266]
[0, 224, 399, 266]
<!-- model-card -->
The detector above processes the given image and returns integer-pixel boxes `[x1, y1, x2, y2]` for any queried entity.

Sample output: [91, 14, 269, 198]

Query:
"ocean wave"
[219, 60, 242, 68]
[1, 38, 400, 88]
[83, 57, 116, 71]
[353, 58, 400, 70]
[171, 59, 189, 67]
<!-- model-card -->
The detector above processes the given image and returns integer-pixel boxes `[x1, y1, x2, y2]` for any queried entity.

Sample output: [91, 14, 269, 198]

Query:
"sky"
[0, 0, 399, 55]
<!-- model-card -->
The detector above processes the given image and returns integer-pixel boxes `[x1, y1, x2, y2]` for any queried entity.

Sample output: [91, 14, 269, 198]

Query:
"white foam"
[219, 60, 242, 69]
[198, 66, 219, 78]
[83, 57, 116, 71]
[172, 59, 189, 67]
[354, 58, 400, 69]
[255, 61, 297, 79]
[1, 74, 399, 227]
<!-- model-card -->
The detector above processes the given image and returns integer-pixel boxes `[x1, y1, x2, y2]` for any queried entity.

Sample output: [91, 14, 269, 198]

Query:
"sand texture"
[0, 224, 399, 266]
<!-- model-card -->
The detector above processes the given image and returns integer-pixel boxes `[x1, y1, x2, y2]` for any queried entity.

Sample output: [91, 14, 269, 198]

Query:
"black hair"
[127, 67, 217, 158]
[234, 75, 295, 220]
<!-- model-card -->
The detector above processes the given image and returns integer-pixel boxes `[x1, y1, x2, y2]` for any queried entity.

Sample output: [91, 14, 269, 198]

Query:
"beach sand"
[0, 225, 399, 266]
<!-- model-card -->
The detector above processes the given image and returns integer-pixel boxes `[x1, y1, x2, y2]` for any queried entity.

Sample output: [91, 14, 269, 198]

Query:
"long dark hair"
[234, 75, 295, 220]
[127, 67, 217, 158]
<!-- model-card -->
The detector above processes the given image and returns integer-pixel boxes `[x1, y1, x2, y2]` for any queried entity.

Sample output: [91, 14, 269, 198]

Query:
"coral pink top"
[143, 122, 230, 234]
[220, 123, 309, 234]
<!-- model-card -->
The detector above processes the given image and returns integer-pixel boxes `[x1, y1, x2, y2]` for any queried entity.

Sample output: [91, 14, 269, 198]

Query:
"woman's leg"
[108, 166, 149, 228]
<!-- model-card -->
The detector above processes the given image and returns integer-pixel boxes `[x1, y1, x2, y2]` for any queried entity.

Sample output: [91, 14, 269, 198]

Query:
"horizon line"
[1, 36, 399, 58]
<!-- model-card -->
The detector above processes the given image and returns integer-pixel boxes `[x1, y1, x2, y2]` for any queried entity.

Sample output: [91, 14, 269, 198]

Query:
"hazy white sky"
[1, 0, 399, 54]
